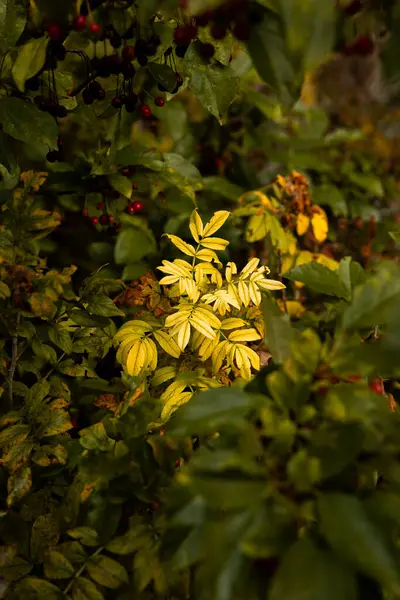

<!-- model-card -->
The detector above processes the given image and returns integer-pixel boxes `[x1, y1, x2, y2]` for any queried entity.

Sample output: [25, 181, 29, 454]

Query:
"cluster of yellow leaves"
[114, 209, 286, 423]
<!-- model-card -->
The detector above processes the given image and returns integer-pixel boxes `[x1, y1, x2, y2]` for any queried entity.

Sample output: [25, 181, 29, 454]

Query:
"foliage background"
[0, 0, 399, 598]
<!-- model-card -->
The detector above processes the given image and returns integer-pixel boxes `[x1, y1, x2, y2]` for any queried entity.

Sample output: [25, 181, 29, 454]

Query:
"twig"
[277, 250, 288, 314]
[63, 546, 104, 595]
[68, 71, 98, 97]
[7, 313, 21, 409]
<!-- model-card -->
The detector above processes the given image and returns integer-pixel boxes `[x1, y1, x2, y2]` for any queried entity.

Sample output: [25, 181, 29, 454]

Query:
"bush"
[0, 0, 399, 599]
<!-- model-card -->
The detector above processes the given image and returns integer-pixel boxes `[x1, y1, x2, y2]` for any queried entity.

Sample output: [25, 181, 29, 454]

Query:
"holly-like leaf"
[12, 36, 48, 92]
[185, 43, 240, 122]
[0, 97, 58, 150]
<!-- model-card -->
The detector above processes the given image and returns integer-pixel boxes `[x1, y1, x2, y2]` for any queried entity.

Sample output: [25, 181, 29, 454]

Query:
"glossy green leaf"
[0, 97, 58, 150]
[0, 0, 26, 51]
[284, 262, 349, 299]
[148, 62, 178, 93]
[114, 227, 157, 264]
[12, 36, 48, 92]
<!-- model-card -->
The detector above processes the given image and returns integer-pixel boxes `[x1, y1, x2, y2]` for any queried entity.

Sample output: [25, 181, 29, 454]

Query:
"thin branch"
[7, 313, 21, 409]
[68, 71, 98, 97]
[63, 546, 104, 595]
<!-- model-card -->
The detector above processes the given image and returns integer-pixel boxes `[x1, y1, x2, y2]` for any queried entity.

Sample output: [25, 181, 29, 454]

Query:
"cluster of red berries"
[344, 35, 375, 56]
[47, 16, 101, 41]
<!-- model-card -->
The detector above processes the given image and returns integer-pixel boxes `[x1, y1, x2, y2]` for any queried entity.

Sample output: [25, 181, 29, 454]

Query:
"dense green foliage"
[0, 0, 399, 598]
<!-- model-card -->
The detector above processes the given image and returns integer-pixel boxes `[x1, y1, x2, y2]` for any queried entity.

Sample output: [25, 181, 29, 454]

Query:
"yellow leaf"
[126, 340, 148, 376]
[161, 381, 187, 402]
[296, 213, 310, 236]
[153, 330, 181, 358]
[116, 333, 144, 365]
[202, 210, 230, 237]
[241, 345, 260, 371]
[311, 209, 328, 243]
[220, 318, 246, 330]
[316, 254, 339, 270]
[300, 71, 317, 107]
[165, 310, 191, 328]
[256, 278, 286, 291]
[246, 213, 268, 243]
[248, 281, 262, 305]
[152, 366, 177, 387]
[240, 258, 260, 279]
[198, 336, 219, 361]
[165, 234, 196, 256]
[175, 321, 191, 351]
[158, 259, 192, 277]
[200, 237, 229, 251]
[211, 340, 231, 373]
[161, 390, 193, 422]
[189, 209, 204, 242]
[196, 248, 220, 263]
[234, 345, 252, 380]
[144, 338, 158, 371]
[189, 314, 216, 339]
[114, 320, 152, 342]
[277, 300, 305, 318]
[194, 306, 222, 329]
[225, 262, 237, 283]
[238, 280, 250, 306]
[228, 328, 261, 343]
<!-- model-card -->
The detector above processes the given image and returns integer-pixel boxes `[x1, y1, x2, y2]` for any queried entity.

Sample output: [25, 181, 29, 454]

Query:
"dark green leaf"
[72, 577, 104, 600]
[269, 537, 357, 600]
[202, 176, 244, 201]
[48, 326, 73, 354]
[69, 309, 110, 328]
[12, 37, 48, 92]
[68, 527, 100, 547]
[312, 184, 348, 216]
[0, 97, 58, 150]
[0, 0, 26, 51]
[43, 549, 74, 579]
[148, 63, 178, 93]
[86, 295, 125, 318]
[284, 262, 349, 299]
[318, 493, 400, 590]
[86, 555, 129, 589]
[13, 577, 63, 599]
[108, 173, 132, 199]
[347, 172, 384, 197]
[185, 43, 240, 122]
[262, 295, 293, 363]
[79, 422, 115, 451]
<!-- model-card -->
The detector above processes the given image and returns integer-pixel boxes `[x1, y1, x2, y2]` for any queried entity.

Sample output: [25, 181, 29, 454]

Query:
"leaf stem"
[7, 313, 21, 409]
[63, 546, 104, 596]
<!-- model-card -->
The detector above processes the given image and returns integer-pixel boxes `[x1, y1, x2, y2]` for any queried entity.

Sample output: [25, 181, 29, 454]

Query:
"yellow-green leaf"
[200, 237, 229, 251]
[153, 330, 181, 358]
[165, 234, 196, 256]
[189, 209, 204, 242]
[228, 328, 261, 342]
[202, 210, 230, 237]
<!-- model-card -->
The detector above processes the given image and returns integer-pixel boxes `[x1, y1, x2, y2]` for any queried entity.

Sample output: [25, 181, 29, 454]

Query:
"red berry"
[71, 418, 78, 428]
[215, 157, 224, 169]
[91, 216, 99, 225]
[122, 45, 135, 60]
[140, 104, 152, 118]
[82, 208, 89, 217]
[174, 24, 197, 45]
[344, 36, 375, 56]
[132, 200, 144, 212]
[155, 96, 165, 107]
[99, 214, 108, 225]
[127, 203, 136, 214]
[211, 24, 227, 40]
[369, 378, 384, 395]
[47, 23, 63, 40]
[108, 215, 115, 224]
[96, 202, 104, 210]
[159, 429, 166, 436]
[111, 96, 123, 109]
[89, 22, 101, 34]
[152, 502, 159, 510]
[175, 459, 181, 467]
[73, 15, 87, 31]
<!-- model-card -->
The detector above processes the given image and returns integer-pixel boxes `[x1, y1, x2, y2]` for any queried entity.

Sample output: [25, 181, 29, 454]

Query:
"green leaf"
[347, 171, 384, 197]
[0, 97, 58, 150]
[148, 62, 178, 93]
[7, 466, 32, 507]
[0, 551, 32, 582]
[338, 257, 352, 301]
[312, 184, 348, 216]
[114, 227, 157, 264]
[13, 577, 63, 599]
[86, 555, 129, 589]
[318, 493, 400, 590]
[79, 422, 115, 452]
[262, 295, 293, 363]
[108, 173, 132, 199]
[39, 409, 73, 437]
[49, 326, 73, 354]
[57, 359, 97, 378]
[185, 43, 239, 122]
[280, 0, 336, 75]
[12, 37, 48, 92]
[72, 577, 104, 600]
[68, 527, 100, 547]
[247, 14, 293, 100]
[86, 295, 125, 318]
[43, 550, 74, 579]
[342, 268, 400, 330]
[246, 211, 289, 252]
[269, 537, 357, 600]
[169, 387, 257, 436]
[0, 0, 26, 51]
[0, 423, 30, 448]
[284, 262, 349, 299]
[202, 176, 244, 201]
[69, 309, 110, 328]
